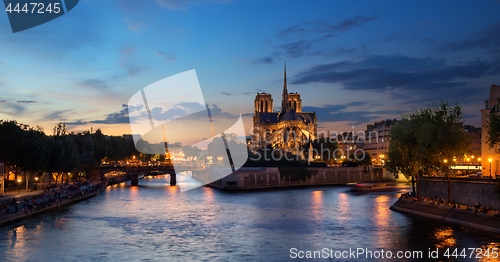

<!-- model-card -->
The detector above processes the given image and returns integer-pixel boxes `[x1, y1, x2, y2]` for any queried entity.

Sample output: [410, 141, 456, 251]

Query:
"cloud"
[77, 79, 108, 90]
[0, 102, 25, 115]
[438, 23, 500, 54]
[120, 46, 142, 76]
[67, 104, 131, 125]
[249, 54, 279, 64]
[303, 104, 402, 125]
[221, 92, 231, 96]
[292, 55, 500, 107]
[16, 100, 37, 104]
[155, 51, 177, 62]
[278, 16, 378, 38]
[292, 55, 500, 93]
[39, 110, 71, 122]
[251, 16, 377, 61]
[154, 0, 232, 10]
[66, 102, 239, 127]
[279, 40, 314, 58]
[125, 19, 149, 32]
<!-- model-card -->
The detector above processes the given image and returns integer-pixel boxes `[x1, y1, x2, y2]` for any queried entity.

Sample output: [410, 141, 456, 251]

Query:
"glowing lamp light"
[489, 158, 493, 162]
[444, 159, 447, 163]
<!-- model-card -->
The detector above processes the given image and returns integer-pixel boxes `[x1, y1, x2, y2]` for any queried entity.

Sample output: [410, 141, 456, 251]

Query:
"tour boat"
[350, 182, 398, 193]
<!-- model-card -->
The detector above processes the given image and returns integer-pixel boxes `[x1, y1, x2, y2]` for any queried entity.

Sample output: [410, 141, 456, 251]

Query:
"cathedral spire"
[281, 61, 289, 113]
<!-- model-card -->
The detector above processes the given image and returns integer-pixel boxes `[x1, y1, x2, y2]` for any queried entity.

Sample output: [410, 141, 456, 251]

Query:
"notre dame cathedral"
[252, 63, 317, 157]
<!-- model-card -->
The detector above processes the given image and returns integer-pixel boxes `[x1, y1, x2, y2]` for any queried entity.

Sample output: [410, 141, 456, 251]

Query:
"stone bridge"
[86, 165, 205, 186]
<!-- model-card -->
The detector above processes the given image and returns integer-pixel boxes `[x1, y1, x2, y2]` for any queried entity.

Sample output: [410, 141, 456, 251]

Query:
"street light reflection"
[433, 227, 456, 249]
[311, 190, 323, 221]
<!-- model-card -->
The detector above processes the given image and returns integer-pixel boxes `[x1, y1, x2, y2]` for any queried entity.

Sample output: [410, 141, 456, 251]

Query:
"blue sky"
[0, 0, 499, 135]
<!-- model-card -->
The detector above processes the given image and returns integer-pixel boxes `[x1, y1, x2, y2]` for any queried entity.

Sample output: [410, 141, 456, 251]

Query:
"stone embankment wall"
[419, 177, 500, 210]
[196, 167, 386, 190]
[390, 198, 500, 237]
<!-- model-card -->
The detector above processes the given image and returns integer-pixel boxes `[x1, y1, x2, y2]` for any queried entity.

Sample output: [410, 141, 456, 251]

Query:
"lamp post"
[489, 158, 493, 178]
[467, 158, 470, 175]
[17, 178, 21, 194]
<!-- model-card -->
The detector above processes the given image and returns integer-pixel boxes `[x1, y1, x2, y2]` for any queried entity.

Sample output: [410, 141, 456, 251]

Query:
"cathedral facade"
[252, 64, 317, 156]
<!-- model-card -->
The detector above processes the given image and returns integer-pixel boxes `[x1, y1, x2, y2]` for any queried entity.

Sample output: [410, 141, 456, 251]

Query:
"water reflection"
[337, 192, 350, 224]
[434, 227, 456, 249]
[0, 177, 499, 261]
[310, 190, 323, 221]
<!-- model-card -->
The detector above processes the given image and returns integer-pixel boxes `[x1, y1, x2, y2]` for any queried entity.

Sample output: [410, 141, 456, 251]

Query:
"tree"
[0, 121, 48, 189]
[92, 129, 111, 164]
[312, 138, 339, 164]
[182, 145, 201, 159]
[355, 150, 372, 167]
[386, 101, 469, 201]
[486, 109, 500, 148]
[207, 133, 247, 167]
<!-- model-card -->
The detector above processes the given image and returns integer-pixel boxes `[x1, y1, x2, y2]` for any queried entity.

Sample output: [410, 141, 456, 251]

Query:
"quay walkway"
[0, 181, 106, 227]
[391, 195, 500, 237]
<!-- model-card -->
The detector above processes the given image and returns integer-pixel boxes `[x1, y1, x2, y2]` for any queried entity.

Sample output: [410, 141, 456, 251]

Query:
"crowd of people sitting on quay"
[0, 180, 104, 218]
[399, 193, 500, 217]
[0, 198, 19, 215]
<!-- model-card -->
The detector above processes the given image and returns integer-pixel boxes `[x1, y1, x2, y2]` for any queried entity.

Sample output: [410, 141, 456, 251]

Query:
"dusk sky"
[1, 0, 500, 136]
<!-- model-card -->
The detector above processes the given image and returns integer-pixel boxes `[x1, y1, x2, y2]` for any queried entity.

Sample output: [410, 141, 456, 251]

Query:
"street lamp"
[489, 158, 493, 178]
[17, 178, 21, 194]
[467, 158, 470, 174]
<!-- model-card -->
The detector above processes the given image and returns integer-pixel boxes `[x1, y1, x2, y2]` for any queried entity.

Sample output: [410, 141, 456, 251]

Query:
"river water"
[0, 175, 498, 261]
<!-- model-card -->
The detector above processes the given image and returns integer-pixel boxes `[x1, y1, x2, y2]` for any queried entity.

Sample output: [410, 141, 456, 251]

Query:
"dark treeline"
[0, 121, 139, 184]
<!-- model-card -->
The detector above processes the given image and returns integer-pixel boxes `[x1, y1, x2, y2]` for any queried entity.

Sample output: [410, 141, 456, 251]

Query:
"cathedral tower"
[281, 62, 289, 113]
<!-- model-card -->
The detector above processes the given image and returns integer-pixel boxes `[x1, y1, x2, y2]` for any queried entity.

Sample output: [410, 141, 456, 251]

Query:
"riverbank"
[390, 197, 500, 237]
[0, 182, 106, 227]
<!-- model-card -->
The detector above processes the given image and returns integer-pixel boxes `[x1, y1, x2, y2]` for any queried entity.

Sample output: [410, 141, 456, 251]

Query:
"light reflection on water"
[0, 176, 498, 261]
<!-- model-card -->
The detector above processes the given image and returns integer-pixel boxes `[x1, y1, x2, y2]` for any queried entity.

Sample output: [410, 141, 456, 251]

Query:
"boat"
[350, 182, 398, 193]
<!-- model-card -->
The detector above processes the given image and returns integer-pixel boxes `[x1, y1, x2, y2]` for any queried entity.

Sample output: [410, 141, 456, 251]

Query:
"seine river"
[0, 175, 498, 261]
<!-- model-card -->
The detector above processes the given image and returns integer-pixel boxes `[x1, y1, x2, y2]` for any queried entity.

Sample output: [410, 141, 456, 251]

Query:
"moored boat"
[350, 182, 398, 193]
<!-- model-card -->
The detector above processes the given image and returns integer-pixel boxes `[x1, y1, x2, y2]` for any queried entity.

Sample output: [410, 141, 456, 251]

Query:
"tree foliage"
[355, 150, 372, 167]
[0, 121, 141, 182]
[182, 145, 202, 159]
[311, 138, 339, 164]
[385, 101, 469, 198]
[486, 110, 500, 148]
